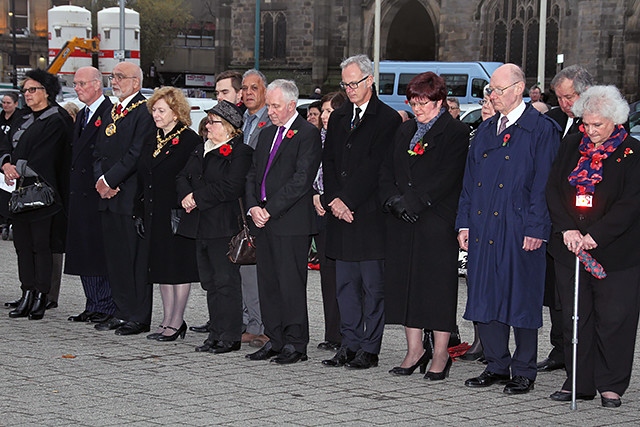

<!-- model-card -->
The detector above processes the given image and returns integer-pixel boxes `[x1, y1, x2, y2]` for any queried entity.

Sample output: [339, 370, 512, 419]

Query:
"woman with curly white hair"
[546, 85, 639, 408]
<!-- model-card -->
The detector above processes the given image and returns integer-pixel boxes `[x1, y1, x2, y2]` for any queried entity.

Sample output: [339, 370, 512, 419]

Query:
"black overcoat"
[64, 97, 112, 276]
[136, 124, 200, 283]
[176, 134, 254, 239]
[379, 113, 469, 330]
[322, 91, 401, 261]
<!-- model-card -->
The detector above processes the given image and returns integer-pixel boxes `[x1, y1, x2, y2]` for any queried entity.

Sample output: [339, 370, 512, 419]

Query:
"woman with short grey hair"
[546, 85, 640, 408]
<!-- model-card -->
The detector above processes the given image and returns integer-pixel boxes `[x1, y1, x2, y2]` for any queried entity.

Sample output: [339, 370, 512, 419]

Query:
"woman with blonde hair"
[136, 86, 200, 341]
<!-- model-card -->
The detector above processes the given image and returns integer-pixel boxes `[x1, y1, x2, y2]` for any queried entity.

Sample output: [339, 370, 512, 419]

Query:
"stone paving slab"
[0, 239, 638, 426]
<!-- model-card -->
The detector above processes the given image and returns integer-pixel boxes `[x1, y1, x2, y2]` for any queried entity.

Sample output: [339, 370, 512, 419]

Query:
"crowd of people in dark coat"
[2, 56, 639, 409]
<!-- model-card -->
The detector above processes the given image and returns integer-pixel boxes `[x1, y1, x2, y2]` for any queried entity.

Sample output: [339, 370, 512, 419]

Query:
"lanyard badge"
[576, 194, 593, 207]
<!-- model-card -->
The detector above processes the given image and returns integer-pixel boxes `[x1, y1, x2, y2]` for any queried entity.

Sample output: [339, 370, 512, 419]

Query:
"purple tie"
[260, 126, 286, 201]
[498, 116, 508, 134]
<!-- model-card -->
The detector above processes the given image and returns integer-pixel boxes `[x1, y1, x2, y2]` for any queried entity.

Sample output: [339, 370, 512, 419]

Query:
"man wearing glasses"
[456, 64, 560, 394]
[93, 61, 155, 336]
[65, 66, 115, 325]
[321, 54, 401, 369]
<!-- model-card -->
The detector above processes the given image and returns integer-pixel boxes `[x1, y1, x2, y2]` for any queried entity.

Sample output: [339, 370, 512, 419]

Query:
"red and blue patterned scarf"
[567, 124, 627, 194]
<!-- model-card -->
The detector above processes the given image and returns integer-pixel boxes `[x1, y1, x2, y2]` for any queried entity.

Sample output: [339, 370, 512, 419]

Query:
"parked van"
[376, 61, 503, 112]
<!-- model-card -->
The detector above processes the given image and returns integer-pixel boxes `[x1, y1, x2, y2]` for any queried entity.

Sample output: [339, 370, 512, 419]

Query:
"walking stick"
[571, 256, 580, 410]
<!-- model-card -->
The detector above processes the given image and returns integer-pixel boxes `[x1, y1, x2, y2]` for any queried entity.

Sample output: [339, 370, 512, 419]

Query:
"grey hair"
[243, 69, 268, 87]
[267, 79, 299, 103]
[340, 54, 374, 77]
[571, 85, 629, 124]
[447, 97, 460, 108]
[550, 65, 594, 95]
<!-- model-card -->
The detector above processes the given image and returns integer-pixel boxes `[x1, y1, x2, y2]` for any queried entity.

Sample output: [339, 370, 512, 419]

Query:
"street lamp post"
[10, 0, 17, 88]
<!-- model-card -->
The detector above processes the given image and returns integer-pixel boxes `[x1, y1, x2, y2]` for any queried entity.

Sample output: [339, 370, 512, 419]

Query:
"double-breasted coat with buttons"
[379, 113, 469, 331]
[135, 124, 200, 284]
[455, 104, 559, 329]
[64, 97, 112, 276]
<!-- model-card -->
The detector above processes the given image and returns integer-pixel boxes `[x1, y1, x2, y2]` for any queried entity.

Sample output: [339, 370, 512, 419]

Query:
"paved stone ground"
[0, 238, 638, 426]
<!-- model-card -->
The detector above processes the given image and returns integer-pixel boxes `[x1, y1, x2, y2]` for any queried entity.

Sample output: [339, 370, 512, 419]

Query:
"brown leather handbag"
[227, 198, 256, 265]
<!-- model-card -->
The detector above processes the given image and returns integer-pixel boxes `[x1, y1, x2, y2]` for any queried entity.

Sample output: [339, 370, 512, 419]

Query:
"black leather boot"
[5, 289, 26, 308]
[28, 292, 47, 320]
[9, 290, 34, 318]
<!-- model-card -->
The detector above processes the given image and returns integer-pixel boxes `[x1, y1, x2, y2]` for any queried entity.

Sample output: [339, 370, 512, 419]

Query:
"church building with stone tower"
[214, 0, 639, 100]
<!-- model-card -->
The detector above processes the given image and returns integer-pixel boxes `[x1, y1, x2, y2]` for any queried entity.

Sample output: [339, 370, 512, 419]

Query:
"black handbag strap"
[238, 198, 249, 228]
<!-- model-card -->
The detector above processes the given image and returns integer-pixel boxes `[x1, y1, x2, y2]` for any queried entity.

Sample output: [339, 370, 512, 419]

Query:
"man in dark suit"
[245, 79, 322, 364]
[93, 61, 155, 335]
[538, 65, 594, 372]
[321, 54, 401, 370]
[65, 66, 115, 324]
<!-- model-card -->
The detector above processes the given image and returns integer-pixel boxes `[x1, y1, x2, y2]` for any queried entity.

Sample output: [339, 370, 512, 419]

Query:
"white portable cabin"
[97, 7, 141, 77]
[47, 5, 92, 78]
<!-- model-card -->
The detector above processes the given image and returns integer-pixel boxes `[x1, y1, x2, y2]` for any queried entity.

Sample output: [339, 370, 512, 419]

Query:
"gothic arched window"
[263, 11, 287, 60]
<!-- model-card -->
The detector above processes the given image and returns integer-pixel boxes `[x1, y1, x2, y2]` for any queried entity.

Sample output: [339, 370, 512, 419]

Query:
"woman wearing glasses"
[135, 87, 200, 342]
[379, 72, 470, 379]
[177, 100, 253, 354]
[0, 69, 72, 320]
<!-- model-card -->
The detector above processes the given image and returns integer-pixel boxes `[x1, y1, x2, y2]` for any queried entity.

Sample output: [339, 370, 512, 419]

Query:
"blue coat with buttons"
[455, 104, 560, 329]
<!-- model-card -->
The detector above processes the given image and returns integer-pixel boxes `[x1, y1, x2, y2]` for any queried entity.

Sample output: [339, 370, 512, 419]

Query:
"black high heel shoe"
[156, 321, 187, 341]
[424, 356, 452, 381]
[389, 351, 431, 376]
[146, 325, 166, 340]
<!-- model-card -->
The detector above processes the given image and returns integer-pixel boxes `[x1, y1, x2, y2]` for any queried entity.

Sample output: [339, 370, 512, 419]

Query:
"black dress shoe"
[195, 339, 218, 352]
[156, 322, 187, 341]
[68, 310, 97, 322]
[9, 290, 34, 318]
[503, 375, 534, 394]
[536, 357, 565, 372]
[322, 346, 356, 367]
[45, 301, 58, 310]
[95, 317, 126, 331]
[601, 396, 622, 408]
[189, 321, 210, 333]
[5, 292, 24, 308]
[246, 342, 279, 361]
[272, 348, 308, 364]
[459, 350, 484, 362]
[345, 349, 378, 369]
[28, 292, 47, 320]
[115, 321, 151, 336]
[211, 340, 241, 354]
[464, 370, 511, 388]
[549, 390, 595, 401]
[89, 313, 113, 323]
[317, 341, 341, 351]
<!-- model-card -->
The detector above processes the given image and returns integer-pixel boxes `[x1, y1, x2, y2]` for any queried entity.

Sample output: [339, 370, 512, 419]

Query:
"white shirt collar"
[118, 92, 138, 109]
[498, 100, 526, 132]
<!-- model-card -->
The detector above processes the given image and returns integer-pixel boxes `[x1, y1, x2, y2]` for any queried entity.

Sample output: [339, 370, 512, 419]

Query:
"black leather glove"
[134, 217, 145, 239]
[384, 194, 419, 224]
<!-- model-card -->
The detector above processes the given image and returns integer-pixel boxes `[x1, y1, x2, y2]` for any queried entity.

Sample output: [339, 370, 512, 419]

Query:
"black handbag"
[227, 198, 256, 265]
[8, 176, 55, 214]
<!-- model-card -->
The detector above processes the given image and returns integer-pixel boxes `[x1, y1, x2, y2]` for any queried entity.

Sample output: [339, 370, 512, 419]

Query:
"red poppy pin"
[286, 129, 298, 139]
[219, 144, 232, 157]
[502, 134, 511, 146]
[624, 147, 633, 157]
[94, 117, 102, 127]
[171, 137, 179, 145]
[258, 121, 267, 128]
[408, 140, 426, 156]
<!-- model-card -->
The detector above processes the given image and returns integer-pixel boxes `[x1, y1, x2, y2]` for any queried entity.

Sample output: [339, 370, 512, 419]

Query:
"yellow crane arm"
[47, 37, 100, 75]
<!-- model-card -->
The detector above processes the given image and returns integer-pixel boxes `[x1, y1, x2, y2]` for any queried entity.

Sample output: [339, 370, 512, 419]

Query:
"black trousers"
[12, 215, 53, 294]
[196, 237, 242, 342]
[256, 228, 310, 353]
[335, 259, 385, 354]
[478, 320, 538, 381]
[555, 261, 640, 397]
[101, 211, 152, 324]
[543, 251, 564, 363]
[315, 219, 341, 344]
